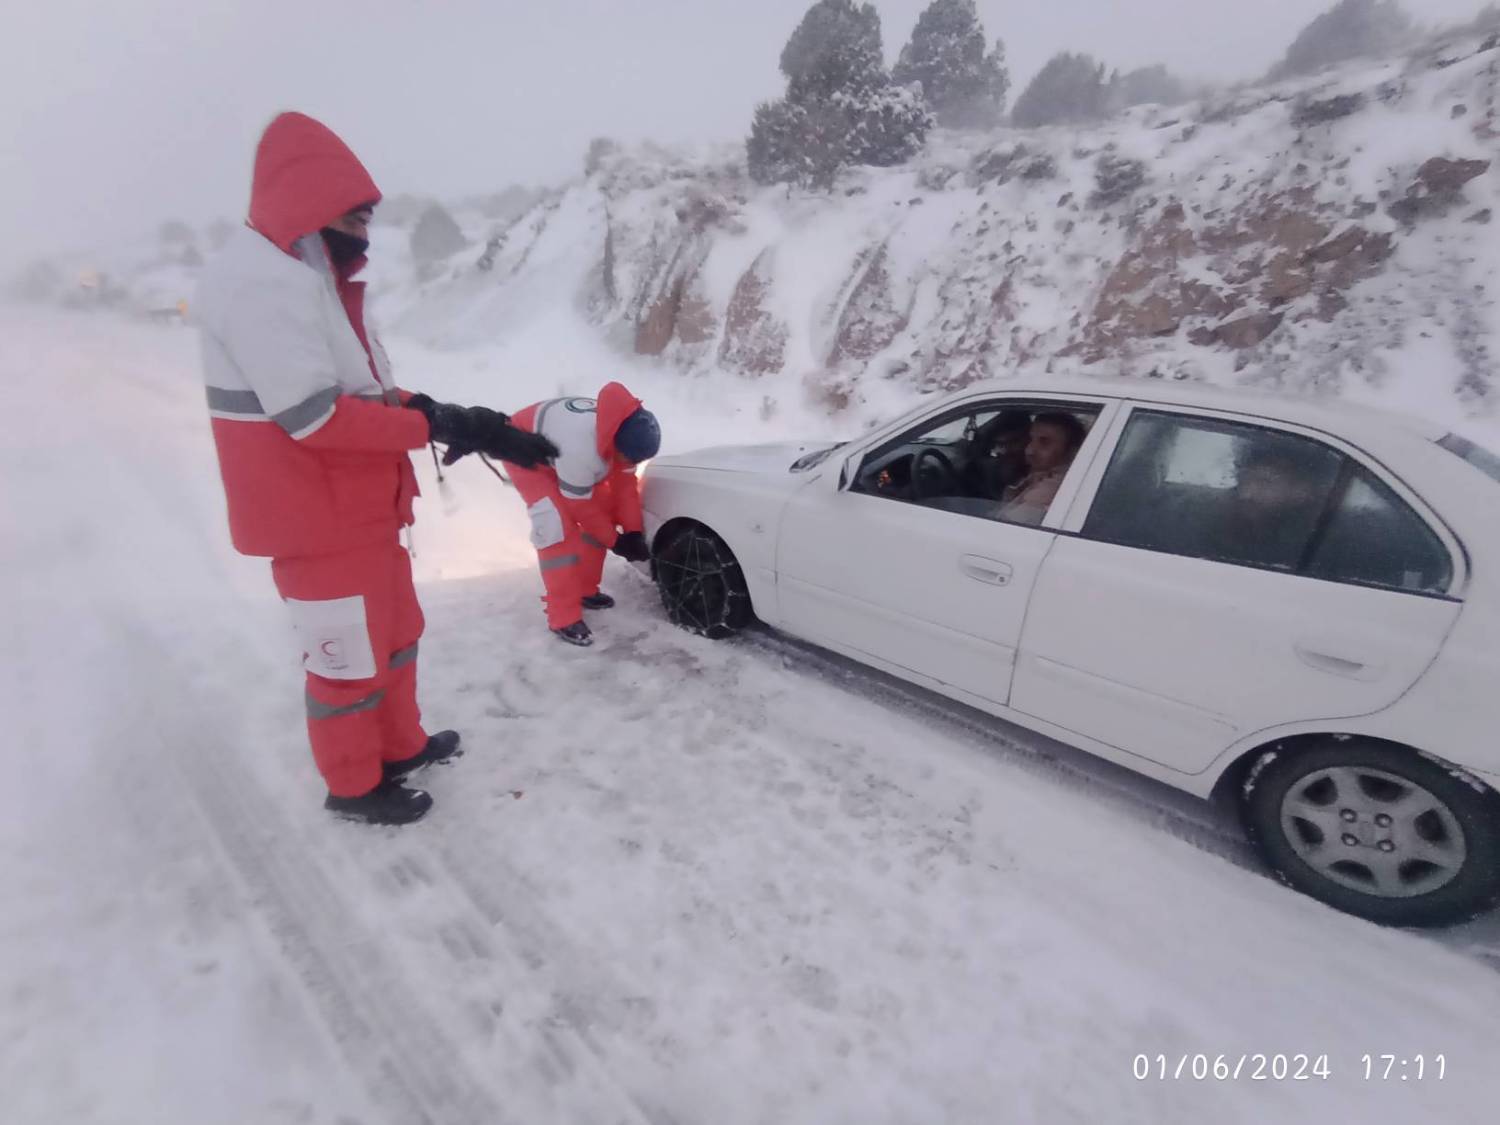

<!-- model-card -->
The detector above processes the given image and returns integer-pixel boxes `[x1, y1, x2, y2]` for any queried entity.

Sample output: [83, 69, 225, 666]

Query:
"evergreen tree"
[747, 99, 817, 186]
[748, 0, 932, 187]
[779, 0, 886, 100]
[1109, 64, 1190, 111]
[845, 83, 933, 166]
[1269, 0, 1414, 81]
[1011, 52, 1110, 128]
[892, 0, 1010, 128]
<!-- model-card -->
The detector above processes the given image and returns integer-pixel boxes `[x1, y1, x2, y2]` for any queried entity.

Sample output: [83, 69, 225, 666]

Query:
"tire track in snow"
[138, 621, 668, 1125]
[369, 839, 675, 1125]
[135, 629, 514, 1125]
[132, 613, 678, 1125]
[736, 629, 1500, 971]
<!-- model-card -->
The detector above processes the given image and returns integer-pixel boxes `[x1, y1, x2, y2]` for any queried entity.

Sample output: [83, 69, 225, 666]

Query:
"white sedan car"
[641, 377, 1500, 927]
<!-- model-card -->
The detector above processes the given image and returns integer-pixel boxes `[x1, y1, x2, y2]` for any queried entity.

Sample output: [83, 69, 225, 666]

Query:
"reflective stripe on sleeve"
[205, 385, 268, 419]
[275, 386, 340, 439]
[558, 480, 592, 498]
[389, 642, 419, 670]
[581, 533, 606, 550]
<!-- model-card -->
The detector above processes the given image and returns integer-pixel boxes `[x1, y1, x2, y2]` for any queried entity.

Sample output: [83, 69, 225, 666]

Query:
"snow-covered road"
[4, 306, 1499, 1124]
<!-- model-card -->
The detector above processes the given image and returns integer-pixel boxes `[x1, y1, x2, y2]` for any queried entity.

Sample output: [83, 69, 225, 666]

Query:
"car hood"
[654, 441, 841, 475]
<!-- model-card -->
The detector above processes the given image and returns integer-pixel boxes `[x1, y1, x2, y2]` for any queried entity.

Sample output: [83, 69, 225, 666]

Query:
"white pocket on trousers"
[284, 595, 377, 680]
[527, 496, 566, 550]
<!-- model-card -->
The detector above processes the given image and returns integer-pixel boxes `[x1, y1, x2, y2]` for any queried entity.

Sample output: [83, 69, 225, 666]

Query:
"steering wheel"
[911, 447, 957, 501]
[980, 454, 1013, 501]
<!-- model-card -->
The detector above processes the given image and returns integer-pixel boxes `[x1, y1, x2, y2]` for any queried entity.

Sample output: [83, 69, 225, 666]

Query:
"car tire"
[654, 525, 753, 639]
[1243, 740, 1500, 927]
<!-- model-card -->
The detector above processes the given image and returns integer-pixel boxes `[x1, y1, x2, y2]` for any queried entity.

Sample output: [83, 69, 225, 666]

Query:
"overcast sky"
[0, 0, 1488, 272]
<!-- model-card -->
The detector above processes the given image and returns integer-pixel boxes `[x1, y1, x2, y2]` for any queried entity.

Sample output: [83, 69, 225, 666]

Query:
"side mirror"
[839, 452, 863, 492]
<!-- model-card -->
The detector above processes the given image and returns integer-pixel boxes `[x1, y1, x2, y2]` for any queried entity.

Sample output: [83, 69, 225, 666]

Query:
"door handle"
[960, 555, 1012, 586]
[1294, 644, 1382, 682]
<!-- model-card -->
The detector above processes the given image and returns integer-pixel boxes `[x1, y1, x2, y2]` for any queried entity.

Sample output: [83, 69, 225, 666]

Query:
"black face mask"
[321, 227, 369, 265]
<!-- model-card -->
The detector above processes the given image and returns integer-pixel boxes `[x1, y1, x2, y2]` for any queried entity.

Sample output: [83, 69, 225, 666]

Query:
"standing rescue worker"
[504, 384, 660, 646]
[194, 112, 557, 824]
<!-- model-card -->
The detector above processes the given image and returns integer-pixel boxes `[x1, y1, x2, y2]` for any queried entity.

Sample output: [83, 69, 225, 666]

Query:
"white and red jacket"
[194, 112, 428, 559]
[508, 383, 646, 548]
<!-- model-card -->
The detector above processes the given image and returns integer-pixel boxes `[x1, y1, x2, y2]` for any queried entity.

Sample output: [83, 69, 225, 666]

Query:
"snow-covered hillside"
[383, 28, 1500, 436]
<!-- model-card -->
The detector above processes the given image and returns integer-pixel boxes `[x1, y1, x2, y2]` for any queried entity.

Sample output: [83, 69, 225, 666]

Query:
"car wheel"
[1243, 740, 1500, 927]
[654, 525, 753, 639]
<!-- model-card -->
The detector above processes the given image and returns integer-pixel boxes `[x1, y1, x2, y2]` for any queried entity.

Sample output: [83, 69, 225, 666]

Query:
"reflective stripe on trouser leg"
[304, 676, 386, 797]
[377, 545, 427, 764]
[536, 539, 586, 630]
[306, 687, 385, 720]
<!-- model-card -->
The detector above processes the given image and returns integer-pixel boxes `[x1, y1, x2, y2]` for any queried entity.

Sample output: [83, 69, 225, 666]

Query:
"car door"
[775, 395, 1114, 706]
[1010, 406, 1464, 773]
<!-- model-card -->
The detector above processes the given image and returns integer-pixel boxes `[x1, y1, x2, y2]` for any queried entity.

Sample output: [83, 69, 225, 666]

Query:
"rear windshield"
[1437, 433, 1500, 485]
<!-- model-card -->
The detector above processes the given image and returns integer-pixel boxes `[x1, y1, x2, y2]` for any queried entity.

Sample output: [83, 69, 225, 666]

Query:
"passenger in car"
[1207, 443, 1334, 569]
[963, 411, 1032, 500]
[997, 413, 1088, 526]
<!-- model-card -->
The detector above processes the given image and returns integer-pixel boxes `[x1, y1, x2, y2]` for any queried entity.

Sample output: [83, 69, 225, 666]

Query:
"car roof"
[959, 374, 1449, 444]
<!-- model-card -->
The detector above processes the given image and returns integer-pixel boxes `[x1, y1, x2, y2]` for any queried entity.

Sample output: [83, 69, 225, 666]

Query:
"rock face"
[1389, 157, 1492, 224]
[1075, 185, 1396, 364]
[1214, 311, 1286, 349]
[1418, 156, 1492, 193]
[720, 252, 787, 376]
[827, 244, 909, 366]
[1291, 93, 1366, 128]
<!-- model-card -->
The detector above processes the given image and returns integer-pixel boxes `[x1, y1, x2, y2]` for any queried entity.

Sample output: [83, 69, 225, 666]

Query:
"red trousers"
[271, 540, 427, 797]
[509, 470, 625, 629]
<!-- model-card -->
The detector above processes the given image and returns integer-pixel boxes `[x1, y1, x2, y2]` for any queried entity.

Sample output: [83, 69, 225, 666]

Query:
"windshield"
[1437, 433, 1500, 485]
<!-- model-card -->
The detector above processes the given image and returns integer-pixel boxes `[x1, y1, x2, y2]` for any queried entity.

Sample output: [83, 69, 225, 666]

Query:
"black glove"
[474, 413, 560, 469]
[407, 395, 558, 469]
[611, 530, 651, 562]
[406, 393, 474, 449]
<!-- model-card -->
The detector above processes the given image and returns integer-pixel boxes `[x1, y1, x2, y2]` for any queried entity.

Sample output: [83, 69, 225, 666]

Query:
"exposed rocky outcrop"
[1388, 156, 1492, 224]
[720, 251, 788, 376]
[827, 244, 909, 366]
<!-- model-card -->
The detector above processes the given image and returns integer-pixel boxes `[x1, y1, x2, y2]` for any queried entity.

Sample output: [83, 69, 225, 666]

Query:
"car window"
[1304, 468, 1453, 594]
[851, 401, 1100, 527]
[1083, 411, 1453, 594]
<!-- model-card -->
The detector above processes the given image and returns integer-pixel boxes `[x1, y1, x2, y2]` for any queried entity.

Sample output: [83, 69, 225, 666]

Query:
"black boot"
[582, 592, 615, 610]
[324, 778, 433, 825]
[384, 730, 463, 781]
[553, 620, 594, 647]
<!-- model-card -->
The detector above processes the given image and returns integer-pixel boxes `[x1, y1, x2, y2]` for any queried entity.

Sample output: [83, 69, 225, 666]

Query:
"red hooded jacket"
[195, 112, 429, 558]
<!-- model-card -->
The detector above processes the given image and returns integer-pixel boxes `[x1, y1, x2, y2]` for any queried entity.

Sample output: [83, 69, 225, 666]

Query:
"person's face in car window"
[1238, 460, 1317, 513]
[1025, 421, 1077, 474]
[996, 426, 1029, 473]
